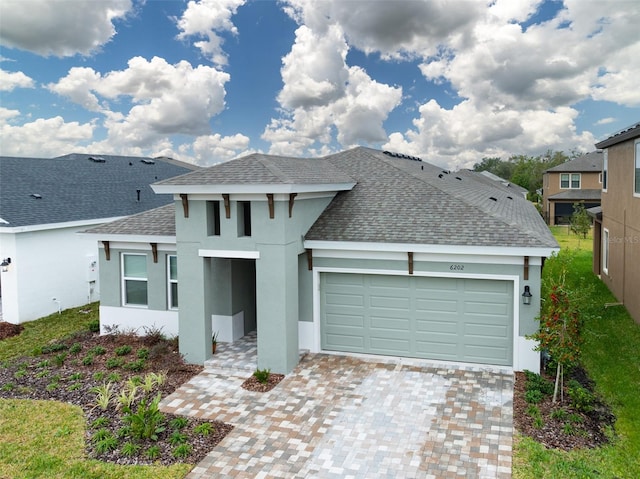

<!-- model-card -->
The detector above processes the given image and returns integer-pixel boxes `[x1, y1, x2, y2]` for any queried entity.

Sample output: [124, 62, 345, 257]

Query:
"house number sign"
[449, 264, 464, 271]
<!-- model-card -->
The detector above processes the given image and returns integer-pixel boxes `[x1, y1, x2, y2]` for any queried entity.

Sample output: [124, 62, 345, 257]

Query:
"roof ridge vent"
[141, 159, 155, 165]
[88, 156, 105, 163]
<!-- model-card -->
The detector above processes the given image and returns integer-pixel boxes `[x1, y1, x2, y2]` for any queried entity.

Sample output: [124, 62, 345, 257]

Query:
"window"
[122, 254, 147, 306]
[560, 173, 581, 189]
[168, 255, 178, 309]
[238, 201, 251, 237]
[599, 172, 603, 184]
[603, 228, 609, 275]
[207, 201, 221, 236]
[635, 140, 640, 196]
[603, 150, 608, 191]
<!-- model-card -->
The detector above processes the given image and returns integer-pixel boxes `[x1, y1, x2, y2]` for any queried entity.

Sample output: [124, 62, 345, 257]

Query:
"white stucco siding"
[0, 225, 101, 323]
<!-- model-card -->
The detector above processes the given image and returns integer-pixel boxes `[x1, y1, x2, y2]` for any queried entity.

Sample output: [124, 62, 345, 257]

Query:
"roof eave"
[304, 240, 559, 258]
[151, 182, 356, 195]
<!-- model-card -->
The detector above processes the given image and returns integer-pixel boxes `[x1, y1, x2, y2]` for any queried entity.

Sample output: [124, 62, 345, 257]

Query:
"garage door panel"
[324, 313, 364, 328]
[370, 295, 410, 310]
[370, 315, 411, 330]
[325, 333, 365, 349]
[370, 337, 411, 353]
[321, 273, 513, 366]
[325, 292, 364, 307]
[415, 298, 458, 313]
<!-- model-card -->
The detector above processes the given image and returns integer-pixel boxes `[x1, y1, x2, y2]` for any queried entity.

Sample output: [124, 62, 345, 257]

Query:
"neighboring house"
[590, 123, 640, 324]
[542, 151, 603, 225]
[85, 147, 559, 374]
[0, 154, 198, 324]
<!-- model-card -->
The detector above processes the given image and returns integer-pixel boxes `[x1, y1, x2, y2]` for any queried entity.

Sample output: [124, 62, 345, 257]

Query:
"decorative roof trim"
[151, 182, 356, 195]
[303, 240, 559, 258]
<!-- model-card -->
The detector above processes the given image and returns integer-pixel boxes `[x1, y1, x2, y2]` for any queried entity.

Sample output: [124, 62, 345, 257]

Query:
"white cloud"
[176, 0, 245, 66]
[50, 56, 231, 148]
[0, 107, 20, 124]
[191, 133, 252, 165]
[263, 14, 402, 156]
[0, 116, 95, 157]
[0, 0, 132, 57]
[0, 69, 34, 91]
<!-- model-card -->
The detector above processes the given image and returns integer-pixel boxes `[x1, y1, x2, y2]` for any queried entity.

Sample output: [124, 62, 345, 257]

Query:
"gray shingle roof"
[153, 153, 354, 186]
[84, 204, 176, 236]
[595, 122, 640, 149]
[305, 148, 557, 248]
[477, 170, 529, 196]
[545, 151, 603, 173]
[0, 154, 197, 228]
[89, 147, 557, 250]
[548, 189, 601, 201]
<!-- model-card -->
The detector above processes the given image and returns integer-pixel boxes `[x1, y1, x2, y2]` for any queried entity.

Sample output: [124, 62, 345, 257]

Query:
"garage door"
[320, 273, 513, 366]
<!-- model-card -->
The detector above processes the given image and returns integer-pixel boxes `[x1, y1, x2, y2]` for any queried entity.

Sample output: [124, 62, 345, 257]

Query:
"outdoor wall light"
[1, 258, 11, 272]
[522, 285, 532, 305]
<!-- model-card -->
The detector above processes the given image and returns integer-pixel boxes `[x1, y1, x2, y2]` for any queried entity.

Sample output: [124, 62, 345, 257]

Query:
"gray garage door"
[321, 273, 513, 366]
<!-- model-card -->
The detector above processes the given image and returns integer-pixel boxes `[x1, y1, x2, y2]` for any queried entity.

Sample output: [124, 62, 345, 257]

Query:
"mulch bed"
[0, 327, 233, 466]
[0, 321, 24, 340]
[513, 368, 616, 450]
[241, 373, 285, 392]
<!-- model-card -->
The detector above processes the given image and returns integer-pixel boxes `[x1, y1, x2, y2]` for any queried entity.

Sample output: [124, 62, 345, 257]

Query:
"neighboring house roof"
[0, 154, 198, 228]
[305, 148, 557, 248]
[595, 122, 640, 149]
[90, 147, 558, 250]
[548, 189, 601, 201]
[152, 153, 356, 194]
[84, 204, 176, 237]
[545, 151, 603, 173]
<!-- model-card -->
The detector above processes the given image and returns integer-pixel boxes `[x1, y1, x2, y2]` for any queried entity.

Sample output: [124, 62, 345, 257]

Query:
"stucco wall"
[0, 225, 101, 324]
[600, 140, 640, 323]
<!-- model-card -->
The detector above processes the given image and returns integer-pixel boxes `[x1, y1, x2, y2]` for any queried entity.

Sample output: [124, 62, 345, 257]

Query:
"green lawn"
[0, 305, 192, 479]
[513, 231, 640, 478]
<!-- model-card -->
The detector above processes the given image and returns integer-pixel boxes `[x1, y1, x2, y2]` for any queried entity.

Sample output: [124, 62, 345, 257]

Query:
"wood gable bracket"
[222, 194, 231, 218]
[267, 194, 275, 219]
[289, 193, 297, 218]
[524, 256, 529, 281]
[102, 241, 110, 261]
[179, 194, 189, 218]
[151, 243, 158, 263]
[408, 252, 414, 275]
[307, 249, 313, 271]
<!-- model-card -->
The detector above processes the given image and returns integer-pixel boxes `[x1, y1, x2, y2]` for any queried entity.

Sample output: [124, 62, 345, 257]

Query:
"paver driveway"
[160, 337, 513, 478]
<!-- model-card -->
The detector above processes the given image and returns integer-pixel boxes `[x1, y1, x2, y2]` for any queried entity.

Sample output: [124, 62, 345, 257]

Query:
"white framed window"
[634, 139, 640, 196]
[560, 173, 581, 189]
[602, 150, 608, 192]
[603, 228, 609, 275]
[598, 172, 603, 184]
[122, 253, 148, 306]
[168, 255, 178, 309]
[238, 201, 251, 237]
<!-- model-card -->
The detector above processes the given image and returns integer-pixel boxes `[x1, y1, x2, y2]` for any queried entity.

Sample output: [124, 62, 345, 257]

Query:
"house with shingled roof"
[0, 154, 198, 323]
[542, 151, 603, 225]
[85, 147, 559, 374]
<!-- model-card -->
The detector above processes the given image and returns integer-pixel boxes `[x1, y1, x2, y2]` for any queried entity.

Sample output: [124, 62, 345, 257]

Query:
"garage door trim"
[312, 267, 521, 368]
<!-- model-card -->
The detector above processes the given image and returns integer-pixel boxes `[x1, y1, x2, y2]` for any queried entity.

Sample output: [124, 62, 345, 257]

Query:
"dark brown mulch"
[0, 321, 24, 340]
[241, 373, 285, 392]
[0, 329, 233, 466]
[513, 368, 615, 450]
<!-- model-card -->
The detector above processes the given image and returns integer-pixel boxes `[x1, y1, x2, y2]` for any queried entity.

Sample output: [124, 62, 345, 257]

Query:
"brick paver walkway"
[160, 333, 513, 478]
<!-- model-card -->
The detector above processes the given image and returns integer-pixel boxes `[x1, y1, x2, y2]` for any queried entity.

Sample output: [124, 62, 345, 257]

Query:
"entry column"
[255, 242, 299, 374]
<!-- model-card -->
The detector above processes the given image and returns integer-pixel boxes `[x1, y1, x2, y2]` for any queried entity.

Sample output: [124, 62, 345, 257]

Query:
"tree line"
[472, 150, 579, 201]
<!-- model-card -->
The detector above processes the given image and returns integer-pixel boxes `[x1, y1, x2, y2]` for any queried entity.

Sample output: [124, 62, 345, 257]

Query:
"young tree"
[529, 251, 589, 403]
[570, 202, 591, 239]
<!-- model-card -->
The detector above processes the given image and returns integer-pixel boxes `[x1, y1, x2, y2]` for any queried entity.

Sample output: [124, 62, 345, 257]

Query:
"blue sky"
[1, 0, 639, 169]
